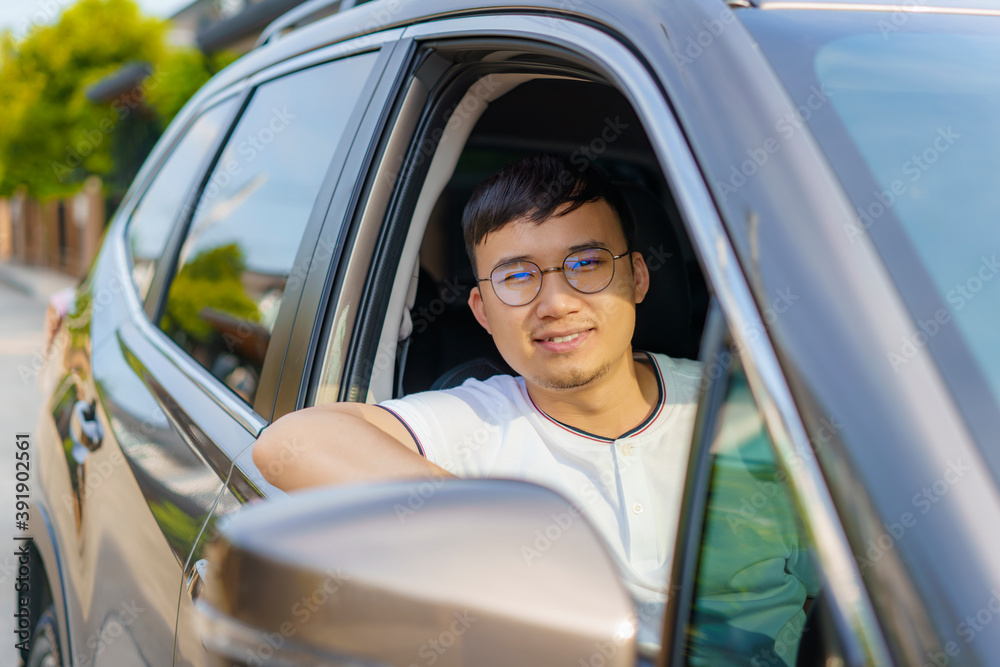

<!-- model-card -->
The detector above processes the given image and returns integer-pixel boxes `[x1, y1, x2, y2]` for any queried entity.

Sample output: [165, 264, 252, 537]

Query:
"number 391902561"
[15, 434, 29, 531]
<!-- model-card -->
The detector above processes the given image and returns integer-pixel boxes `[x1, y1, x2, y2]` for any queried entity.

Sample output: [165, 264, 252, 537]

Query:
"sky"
[0, 0, 192, 38]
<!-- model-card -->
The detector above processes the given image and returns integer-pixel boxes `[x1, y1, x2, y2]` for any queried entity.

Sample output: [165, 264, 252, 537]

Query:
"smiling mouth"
[545, 333, 581, 343]
[535, 328, 593, 344]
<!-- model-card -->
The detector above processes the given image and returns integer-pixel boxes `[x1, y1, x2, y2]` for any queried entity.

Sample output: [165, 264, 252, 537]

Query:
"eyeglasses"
[476, 246, 630, 306]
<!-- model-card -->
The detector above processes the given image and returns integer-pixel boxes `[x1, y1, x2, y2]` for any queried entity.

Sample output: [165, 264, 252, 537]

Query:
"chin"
[528, 358, 615, 391]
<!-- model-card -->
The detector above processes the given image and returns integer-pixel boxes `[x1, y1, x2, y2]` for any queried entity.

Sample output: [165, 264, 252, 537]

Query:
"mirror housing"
[198, 479, 638, 667]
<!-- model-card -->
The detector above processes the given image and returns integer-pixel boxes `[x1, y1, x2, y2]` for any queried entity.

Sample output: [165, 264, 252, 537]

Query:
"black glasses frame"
[476, 246, 631, 306]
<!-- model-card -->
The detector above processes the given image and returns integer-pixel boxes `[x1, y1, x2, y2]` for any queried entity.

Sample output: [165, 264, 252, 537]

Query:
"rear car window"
[126, 100, 237, 301]
[158, 51, 378, 404]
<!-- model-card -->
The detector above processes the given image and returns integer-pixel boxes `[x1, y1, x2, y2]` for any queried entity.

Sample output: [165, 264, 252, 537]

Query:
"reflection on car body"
[23, 0, 1000, 665]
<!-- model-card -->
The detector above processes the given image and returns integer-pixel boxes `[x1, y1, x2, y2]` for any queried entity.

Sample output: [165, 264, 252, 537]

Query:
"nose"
[532, 269, 582, 319]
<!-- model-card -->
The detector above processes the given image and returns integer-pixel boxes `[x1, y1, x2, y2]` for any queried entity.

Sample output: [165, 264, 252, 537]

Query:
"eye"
[579, 259, 602, 270]
[503, 271, 531, 286]
[503, 270, 535, 286]
[566, 255, 604, 272]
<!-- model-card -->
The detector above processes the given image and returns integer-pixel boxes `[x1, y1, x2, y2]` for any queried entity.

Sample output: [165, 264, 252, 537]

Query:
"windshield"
[741, 8, 1000, 464]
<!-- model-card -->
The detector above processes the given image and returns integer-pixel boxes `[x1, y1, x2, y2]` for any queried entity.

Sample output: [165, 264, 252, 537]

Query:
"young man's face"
[468, 199, 650, 392]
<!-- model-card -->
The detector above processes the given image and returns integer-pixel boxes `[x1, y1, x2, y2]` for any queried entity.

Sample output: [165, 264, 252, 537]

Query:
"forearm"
[252, 403, 454, 492]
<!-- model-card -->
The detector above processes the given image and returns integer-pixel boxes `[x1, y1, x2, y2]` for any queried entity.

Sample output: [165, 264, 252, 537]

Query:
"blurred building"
[5, 0, 325, 273]
[86, 0, 316, 211]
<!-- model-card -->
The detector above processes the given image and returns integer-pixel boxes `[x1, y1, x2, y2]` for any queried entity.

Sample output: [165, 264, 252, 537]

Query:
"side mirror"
[197, 479, 638, 667]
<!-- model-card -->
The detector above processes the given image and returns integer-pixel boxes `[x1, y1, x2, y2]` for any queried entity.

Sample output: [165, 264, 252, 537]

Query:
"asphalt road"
[0, 276, 57, 666]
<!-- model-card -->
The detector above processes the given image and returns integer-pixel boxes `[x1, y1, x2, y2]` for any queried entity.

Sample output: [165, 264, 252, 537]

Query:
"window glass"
[160, 52, 378, 404]
[685, 360, 823, 667]
[741, 12, 1000, 480]
[127, 100, 237, 300]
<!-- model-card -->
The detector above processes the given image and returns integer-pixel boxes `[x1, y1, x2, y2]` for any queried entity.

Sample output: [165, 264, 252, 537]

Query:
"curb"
[0, 265, 34, 298]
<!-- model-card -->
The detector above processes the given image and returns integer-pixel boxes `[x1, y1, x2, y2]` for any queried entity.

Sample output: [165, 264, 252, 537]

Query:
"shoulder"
[646, 352, 703, 401]
[379, 374, 528, 474]
[383, 373, 526, 422]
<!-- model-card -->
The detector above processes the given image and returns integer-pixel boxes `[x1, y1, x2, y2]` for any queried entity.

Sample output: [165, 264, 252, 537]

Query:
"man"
[253, 153, 703, 635]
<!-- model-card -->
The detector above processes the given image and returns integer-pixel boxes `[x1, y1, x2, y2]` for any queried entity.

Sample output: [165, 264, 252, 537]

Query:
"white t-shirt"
[379, 351, 703, 633]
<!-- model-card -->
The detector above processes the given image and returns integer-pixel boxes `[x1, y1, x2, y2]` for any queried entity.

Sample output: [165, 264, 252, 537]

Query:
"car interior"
[353, 51, 711, 404]
[310, 42, 829, 662]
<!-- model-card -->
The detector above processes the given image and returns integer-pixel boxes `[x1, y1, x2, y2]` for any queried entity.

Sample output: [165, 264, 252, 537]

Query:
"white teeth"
[548, 333, 580, 343]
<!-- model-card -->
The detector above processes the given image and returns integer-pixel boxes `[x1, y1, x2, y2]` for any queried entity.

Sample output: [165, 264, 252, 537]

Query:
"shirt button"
[622, 444, 633, 456]
[631, 503, 643, 515]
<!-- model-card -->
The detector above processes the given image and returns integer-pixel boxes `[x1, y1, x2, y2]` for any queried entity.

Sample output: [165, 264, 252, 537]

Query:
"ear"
[631, 251, 650, 305]
[468, 285, 493, 334]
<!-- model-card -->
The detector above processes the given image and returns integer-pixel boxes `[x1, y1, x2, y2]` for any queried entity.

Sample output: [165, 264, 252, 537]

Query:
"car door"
[269, 14, 890, 664]
[661, 302, 888, 666]
[37, 95, 243, 667]
[171, 32, 412, 666]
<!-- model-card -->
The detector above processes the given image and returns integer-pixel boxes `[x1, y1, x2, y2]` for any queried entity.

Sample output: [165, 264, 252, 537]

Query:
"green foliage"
[161, 243, 260, 343]
[0, 0, 168, 199]
[147, 47, 241, 129]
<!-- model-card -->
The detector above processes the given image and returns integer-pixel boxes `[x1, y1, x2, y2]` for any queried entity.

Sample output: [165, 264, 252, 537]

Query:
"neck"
[525, 350, 659, 439]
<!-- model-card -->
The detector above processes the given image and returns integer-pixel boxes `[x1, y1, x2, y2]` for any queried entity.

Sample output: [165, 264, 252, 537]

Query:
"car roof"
[752, 0, 1000, 11]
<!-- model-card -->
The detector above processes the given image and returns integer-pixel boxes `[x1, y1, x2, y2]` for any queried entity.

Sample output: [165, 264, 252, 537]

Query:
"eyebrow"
[490, 239, 610, 270]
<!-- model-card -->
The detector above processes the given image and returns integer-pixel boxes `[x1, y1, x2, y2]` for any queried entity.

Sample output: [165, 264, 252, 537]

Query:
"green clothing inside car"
[687, 377, 822, 667]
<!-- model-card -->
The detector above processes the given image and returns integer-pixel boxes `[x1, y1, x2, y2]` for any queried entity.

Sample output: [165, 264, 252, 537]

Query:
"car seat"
[404, 181, 702, 392]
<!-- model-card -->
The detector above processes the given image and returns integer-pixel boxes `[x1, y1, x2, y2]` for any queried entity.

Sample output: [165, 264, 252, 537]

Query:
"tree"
[161, 243, 261, 343]
[0, 0, 167, 199]
[146, 47, 241, 130]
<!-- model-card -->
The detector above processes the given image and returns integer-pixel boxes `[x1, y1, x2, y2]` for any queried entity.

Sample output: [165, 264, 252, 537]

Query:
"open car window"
[313, 42, 719, 656]
[358, 71, 710, 404]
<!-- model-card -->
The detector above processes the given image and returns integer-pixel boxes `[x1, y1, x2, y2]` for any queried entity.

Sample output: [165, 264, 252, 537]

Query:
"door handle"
[188, 558, 210, 601]
[70, 400, 103, 463]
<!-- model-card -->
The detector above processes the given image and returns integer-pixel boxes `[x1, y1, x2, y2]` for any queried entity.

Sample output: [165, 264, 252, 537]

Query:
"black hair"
[461, 153, 635, 273]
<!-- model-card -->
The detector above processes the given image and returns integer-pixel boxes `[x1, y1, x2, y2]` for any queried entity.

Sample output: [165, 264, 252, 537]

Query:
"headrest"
[616, 182, 694, 358]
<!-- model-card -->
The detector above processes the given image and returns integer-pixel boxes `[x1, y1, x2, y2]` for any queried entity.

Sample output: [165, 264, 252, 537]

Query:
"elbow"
[252, 414, 300, 487]
[252, 406, 347, 490]
[251, 424, 278, 485]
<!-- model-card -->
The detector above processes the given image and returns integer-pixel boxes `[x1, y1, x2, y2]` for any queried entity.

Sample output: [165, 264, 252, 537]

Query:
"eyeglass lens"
[490, 247, 617, 306]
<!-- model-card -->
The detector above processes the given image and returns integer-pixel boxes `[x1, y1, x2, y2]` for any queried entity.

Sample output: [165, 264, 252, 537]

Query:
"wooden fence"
[0, 177, 105, 279]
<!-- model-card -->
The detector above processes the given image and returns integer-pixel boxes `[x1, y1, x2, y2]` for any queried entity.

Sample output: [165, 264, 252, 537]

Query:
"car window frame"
[135, 40, 398, 424]
[185, 31, 411, 507]
[115, 88, 245, 317]
[267, 33, 415, 420]
[665, 300, 836, 665]
[281, 12, 892, 663]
